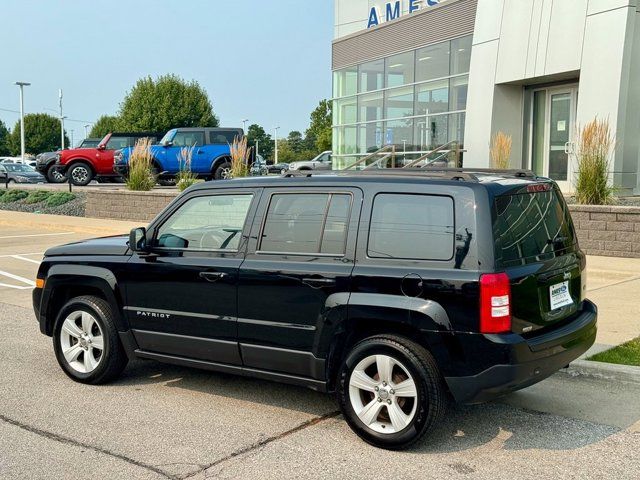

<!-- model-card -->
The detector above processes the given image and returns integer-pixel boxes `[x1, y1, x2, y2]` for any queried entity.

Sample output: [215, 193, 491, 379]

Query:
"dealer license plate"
[550, 281, 573, 310]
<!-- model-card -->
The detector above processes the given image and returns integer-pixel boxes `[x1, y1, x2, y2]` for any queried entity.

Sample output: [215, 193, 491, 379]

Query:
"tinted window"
[156, 194, 253, 251]
[210, 130, 241, 144]
[493, 189, 576, 267]
[105, 137, 130, 149]
[260, 193, 351, 254]
[172, 131, 205, 147]
[368, 194, 454, 260]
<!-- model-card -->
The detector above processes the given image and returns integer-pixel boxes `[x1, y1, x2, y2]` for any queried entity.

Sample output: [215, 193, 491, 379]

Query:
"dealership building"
[332, 0, 640, 194]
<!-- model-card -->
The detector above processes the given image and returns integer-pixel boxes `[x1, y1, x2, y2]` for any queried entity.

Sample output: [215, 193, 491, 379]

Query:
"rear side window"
[368, 194, 454, 260]
[210, 130, 241, 144]
[493, 188, 576, 267]
[260, 193, 352, 255]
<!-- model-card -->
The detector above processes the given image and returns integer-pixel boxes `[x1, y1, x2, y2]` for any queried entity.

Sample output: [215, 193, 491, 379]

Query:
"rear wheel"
[68, 163, 93, 186]
[53, 295, 128, 384]
[213, 160, 232, 180]
[46, 165, 66, 183]
[337, 334, 446, 449]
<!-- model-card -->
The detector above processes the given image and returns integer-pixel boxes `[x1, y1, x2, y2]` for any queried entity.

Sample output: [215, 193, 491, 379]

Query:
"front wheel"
[68, 163, 93, 186]
[53, 296, 128, 384]
[46, 165, 67, 183]
[337, 335, 446, 449]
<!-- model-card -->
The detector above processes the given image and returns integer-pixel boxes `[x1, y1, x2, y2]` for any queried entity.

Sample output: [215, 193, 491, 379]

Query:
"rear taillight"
[480, 273, 511, 333]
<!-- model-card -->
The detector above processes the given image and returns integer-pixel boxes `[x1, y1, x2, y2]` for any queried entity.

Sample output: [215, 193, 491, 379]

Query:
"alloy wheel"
[348, 354, 418, 434]
[71, 166, 89, 184]
[59, 311, 104, 373]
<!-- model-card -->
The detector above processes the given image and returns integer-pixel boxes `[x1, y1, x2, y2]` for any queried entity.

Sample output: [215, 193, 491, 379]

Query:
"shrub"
[0, 189, 29, 203]
[24, 190, 53, 204]
[176, 146, 198, 191]
[228, 135, 250, 179]
[44, 192, 76, 207]
[575, 118, 615, 205]
[126, 138, 156, 191]
[490, 131, 512, 169]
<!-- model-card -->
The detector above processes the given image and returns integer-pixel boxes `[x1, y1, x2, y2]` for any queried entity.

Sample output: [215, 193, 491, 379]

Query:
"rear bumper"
[445, 300, 597, 404]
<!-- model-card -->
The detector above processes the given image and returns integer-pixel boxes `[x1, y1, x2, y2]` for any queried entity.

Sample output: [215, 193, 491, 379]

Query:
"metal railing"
[403, 141, 463, 169]
[343, 145, 396, 170]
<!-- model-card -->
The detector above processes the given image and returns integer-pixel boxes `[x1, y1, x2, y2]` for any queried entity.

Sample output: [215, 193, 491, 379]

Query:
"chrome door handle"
[199, 271, 227, 282]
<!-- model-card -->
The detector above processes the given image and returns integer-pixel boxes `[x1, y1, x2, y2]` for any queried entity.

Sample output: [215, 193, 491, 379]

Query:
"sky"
[0, 0, 333, 144]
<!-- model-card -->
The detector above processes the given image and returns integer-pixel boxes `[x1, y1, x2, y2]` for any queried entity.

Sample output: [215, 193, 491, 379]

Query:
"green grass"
[588, 337, 640, 367]
[0, 189, 29, 203]
[44, 192, 76, 207]
[24, 190, 53, 204]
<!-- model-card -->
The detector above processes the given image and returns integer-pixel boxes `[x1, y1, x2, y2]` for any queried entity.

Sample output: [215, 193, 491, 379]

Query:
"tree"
[89, 115, 120, 138]
[0, 120, 10, 156]
[8, 113, 69, 155]
[246, 124, 273, 161]
[287, 130, 305, 154]
[118, 74, 219, 133]
[306, 99, 333, 153]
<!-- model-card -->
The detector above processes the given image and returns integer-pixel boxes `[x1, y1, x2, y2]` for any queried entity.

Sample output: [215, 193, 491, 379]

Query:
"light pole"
[84, 124, 90, 137]
[70, 129, 74, 147]
[15, 81, 31, 163]
[274, 126, 280, 163]
[61, 116, 67, 149]
[242, 119, 249, 132]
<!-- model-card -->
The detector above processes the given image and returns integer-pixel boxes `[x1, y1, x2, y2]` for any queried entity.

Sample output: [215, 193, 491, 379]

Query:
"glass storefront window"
[449, 75, 468, 111]
[334, 96, 357, 125]
[385, 119, 415, 152]
[415, 79, 448, 116]
[334, 126, 358, 155]
[385, 86, 414, 119]
[450, 36, 472, 75]
[448, 112, 466, 146]
[414, 115, 448, 151]
[359, 91, 384, 122]
[358, 122, 384, 153]
[415, 42, 450, 82]
[333, 67, 358, 98]
[385, 51, 415, 88]
[359, 59, 384, 92]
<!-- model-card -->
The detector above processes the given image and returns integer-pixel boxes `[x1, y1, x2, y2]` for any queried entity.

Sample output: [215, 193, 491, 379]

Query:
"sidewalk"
[0, 211, 638, 351]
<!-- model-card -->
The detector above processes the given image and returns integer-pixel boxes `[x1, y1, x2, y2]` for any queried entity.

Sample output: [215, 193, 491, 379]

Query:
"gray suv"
[288, 151, 332, 171]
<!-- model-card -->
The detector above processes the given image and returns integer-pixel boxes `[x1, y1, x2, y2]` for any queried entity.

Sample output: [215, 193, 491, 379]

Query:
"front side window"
[172, 131, 205, 147]
[156, 194, 253, 251]
[260, 193, 351, 255]
[105, 137, 130, 150]
[368, 194, 454, 260]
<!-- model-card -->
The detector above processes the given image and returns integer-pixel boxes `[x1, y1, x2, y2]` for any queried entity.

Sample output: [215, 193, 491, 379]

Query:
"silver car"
[287, 151, 332, 171]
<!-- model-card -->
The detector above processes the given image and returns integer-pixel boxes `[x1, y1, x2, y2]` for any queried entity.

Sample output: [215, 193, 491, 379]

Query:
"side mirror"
[129, 227, 148, 252]
[162, 141, 173, 147]
[97, 144, 106, 151]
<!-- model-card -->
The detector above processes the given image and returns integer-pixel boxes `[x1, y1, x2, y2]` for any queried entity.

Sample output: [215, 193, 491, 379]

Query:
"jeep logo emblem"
[563, 272, 571, 280]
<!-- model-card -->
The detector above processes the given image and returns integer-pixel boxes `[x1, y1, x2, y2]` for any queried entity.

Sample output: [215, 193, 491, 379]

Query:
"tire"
[52, 295, 128, 384]
[68, 163, 93, 186]
[336, 334, 446, 449]
[151, 165, 175, 186]
[213, 160, 232, 180]
[46, 165, 67, 183]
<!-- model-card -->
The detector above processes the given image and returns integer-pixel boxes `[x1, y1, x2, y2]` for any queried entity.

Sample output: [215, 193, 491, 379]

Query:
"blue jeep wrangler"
[114, 127, 243, 182]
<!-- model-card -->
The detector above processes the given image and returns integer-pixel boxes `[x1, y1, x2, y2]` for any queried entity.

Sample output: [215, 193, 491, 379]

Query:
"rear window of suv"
[368, 193, 455, 260]
[493, 187, 576, 267]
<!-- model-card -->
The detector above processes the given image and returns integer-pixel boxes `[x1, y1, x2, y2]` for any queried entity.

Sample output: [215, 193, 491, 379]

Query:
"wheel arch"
[42, 265, 126, 336]
[210, 155, 231, 173]
[66, 158, 96, 175]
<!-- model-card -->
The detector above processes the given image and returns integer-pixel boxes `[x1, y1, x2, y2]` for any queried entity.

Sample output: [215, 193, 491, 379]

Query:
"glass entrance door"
[529, 86, 577, 191]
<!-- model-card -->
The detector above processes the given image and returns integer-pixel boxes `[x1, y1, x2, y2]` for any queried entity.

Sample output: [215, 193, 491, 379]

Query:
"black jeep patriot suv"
[33, 168, 597, 449]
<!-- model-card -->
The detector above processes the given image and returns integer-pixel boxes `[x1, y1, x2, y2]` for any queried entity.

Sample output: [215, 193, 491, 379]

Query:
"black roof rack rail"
[281, 168, 480, 182]
[421, 167, 537, 178]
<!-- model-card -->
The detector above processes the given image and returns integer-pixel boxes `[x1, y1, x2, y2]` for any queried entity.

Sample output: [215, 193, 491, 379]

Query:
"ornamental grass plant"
[229, 135, 250, 179]
[176, 146, 198, 191]
[574, 118, 615, 205]
[126, 138, 156, 191]
[489, 131, 512, 169]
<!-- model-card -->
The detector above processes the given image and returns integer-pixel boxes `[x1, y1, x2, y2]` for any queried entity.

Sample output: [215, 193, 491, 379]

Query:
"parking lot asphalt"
[1, 222, 639, 479]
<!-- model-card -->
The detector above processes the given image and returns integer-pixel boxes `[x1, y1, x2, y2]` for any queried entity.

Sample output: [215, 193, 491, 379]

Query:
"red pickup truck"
[56, 132, 161, 186]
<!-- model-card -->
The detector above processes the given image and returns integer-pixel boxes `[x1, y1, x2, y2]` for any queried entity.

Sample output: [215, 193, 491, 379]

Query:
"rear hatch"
[492, 183, 584, 335]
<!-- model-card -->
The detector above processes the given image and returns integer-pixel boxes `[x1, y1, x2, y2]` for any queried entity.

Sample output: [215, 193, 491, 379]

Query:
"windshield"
[160, 129, 177, 145]
[5, 164, 35, 172]
[493, 187, 576, 267]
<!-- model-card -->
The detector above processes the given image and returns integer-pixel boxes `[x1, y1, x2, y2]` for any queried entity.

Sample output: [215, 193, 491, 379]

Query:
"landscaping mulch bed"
[565, 196, 640, 207]
[0, 191, 86, 217]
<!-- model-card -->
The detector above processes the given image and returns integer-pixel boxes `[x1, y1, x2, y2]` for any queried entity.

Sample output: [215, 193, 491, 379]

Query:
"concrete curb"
[561, 359, 640, 384]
